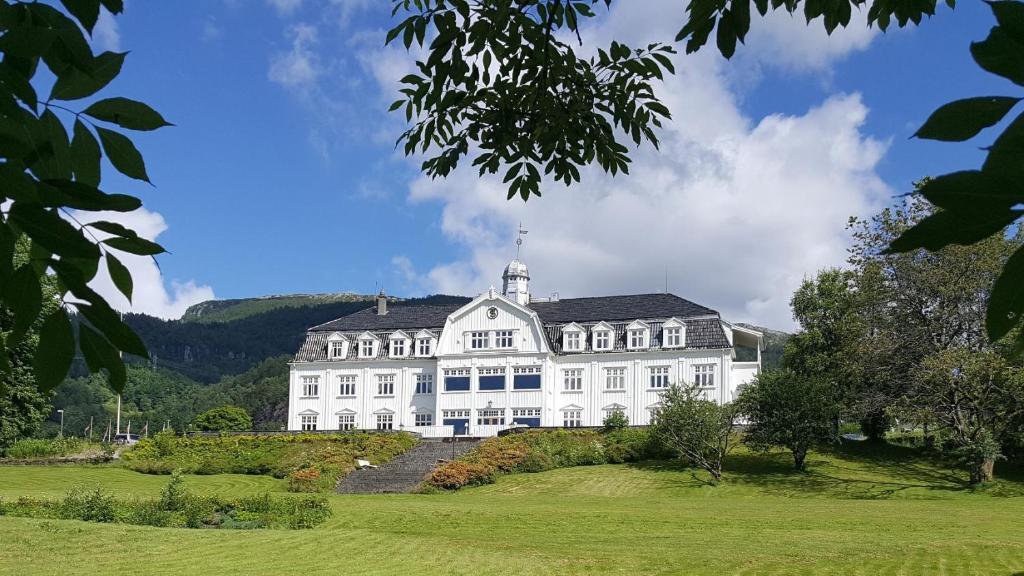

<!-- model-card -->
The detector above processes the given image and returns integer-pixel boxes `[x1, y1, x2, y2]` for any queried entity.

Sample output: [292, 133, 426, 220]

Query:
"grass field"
[0, 443, 1022, 575]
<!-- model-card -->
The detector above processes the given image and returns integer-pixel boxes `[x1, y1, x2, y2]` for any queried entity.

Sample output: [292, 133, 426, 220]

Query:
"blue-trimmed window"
[444, 368, 471, 392]
[445, 377, 470, 391]
[512, 366, 542, 390]
[478, 368, 506, 391]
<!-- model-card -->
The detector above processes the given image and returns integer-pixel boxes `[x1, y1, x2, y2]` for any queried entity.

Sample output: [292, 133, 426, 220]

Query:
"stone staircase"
[336, 438, 481, 494]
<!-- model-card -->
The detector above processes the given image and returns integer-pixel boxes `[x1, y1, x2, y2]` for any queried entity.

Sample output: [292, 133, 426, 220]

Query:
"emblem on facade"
[486, 306, 499, 319]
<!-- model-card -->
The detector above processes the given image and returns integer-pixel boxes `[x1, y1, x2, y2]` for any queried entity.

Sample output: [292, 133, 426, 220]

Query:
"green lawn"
[0, 444, 1022, 575]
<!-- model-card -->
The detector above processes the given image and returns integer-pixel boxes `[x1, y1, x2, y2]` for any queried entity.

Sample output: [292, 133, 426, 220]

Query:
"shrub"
[602, 410, 629, 431]
[127, 499, 173, 527]
[428, 461, 496, 490]
[61, 486, 116, 523]
[286, 467, 321, 493]
[192, 406, 253, 432]
[604, 427, 659, 463]
[3, 437, 92, 459]
[517, 451, 554, 473]
[159, 470, 188, 511]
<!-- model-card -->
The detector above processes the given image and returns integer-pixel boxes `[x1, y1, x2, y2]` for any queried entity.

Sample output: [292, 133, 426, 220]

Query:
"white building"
[288, 257, 763, 437]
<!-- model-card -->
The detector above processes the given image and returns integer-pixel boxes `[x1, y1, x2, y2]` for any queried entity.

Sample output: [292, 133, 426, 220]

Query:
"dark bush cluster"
[122, 431, 418, 492]
[427, 428, 664, 490]
[0, 472, 330, 530]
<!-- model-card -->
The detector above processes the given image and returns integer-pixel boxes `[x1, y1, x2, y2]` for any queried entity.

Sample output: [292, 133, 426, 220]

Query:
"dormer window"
[562, 323, 585, 352]
[415, 330, 434, 357]
[626, 321, 650, 350]
[389, 331, 410, 358]
[327, 333, 347, 360]
[591, 322, 614, 351]
[661, 318, 686, 348]
[358, 332, 378, 358]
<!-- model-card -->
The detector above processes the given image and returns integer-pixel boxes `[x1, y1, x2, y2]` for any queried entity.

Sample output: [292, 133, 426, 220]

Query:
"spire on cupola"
[502, 223, 531, 306]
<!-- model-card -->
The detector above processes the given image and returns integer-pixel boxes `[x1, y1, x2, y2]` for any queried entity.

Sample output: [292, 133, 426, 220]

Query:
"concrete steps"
[336, 438, 481, 494]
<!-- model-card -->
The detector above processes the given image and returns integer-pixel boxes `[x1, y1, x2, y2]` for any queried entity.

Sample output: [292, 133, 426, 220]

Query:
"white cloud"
[744, 9, 877, 72]
[92, 7, 120, 52]
[70, 208, 215, 320]
[267, 0, 302, 16]
[268, 23, 321, 89]
[365, 1, 890, 330]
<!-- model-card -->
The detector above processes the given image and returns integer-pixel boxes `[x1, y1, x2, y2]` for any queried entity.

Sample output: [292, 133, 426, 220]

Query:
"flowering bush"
[428, 461, 497, 490]
[286, 467, 322, 493]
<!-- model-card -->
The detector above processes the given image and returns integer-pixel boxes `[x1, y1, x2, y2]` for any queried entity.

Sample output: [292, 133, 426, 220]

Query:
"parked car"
[113, 433, 140, 445]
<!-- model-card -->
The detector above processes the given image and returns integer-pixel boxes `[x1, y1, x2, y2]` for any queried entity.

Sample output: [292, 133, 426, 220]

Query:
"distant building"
[288, 251, 762, 437]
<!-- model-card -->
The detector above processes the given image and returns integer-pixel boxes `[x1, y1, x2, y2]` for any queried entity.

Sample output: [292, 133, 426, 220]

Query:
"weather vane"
[516, 222, 528, 258]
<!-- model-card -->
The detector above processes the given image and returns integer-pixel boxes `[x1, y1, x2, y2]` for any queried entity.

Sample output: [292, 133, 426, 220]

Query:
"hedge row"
[427, 428, 666, 490]
[122, 432, 418, 492]
[0, 473, 330, 529]
[2, 437, 111, 460]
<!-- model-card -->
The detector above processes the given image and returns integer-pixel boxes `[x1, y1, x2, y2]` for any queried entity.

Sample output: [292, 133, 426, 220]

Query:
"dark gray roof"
[309, 304, 458, 332]
[530, 294, 717, 323]
[295, 329, 442, 362]
[295, 293, 729, 361]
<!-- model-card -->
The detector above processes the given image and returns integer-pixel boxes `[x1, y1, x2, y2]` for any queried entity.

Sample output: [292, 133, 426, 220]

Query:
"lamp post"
[57, 409, 64, 437]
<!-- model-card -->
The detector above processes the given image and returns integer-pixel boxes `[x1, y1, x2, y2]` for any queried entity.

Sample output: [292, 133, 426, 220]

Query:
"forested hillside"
[120, 295, 471, 383]
[181, 293, 386, 324]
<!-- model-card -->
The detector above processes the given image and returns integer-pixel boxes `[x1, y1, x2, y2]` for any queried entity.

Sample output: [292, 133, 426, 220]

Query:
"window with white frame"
[564, 331, 582, 352]
[390, 338, 407, 357]
[604, 406, 627, 422]
[300, 376, 319, 397]
[337, 375, 356, 396]
[414, 413, 432, 427]
[512, 365, 542, 389]
[477, 409, 505, 426]
[300, 414, 317, 431]
[444, 368, 471, 392]
[377, 374, 395, 396]
[442, 409, 471, 419]
[376, 413, 393, 430]
[663, 326, 683, 348]
[338, 413, 356, 431]
[512, 408, 541, 418]
[359, 339, 375, 358]
[649, 366, 670, 389]
[470, 331, 489, 349]
[495, 330, 514, 349]
[416, 338, 432, 356]
[628, 329, 647, 349]
[605, 368, 626, 390]
[563, 369, 583, 391]
[593, 330, 611, 351]
[415, 373, 433, 394]
[695, 364, 715, 387]
[330, 340, 346, 359]
[563, 410, 582, 427]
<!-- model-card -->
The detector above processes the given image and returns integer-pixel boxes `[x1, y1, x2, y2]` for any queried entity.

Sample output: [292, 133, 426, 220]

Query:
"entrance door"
[444, 419, 469, 435]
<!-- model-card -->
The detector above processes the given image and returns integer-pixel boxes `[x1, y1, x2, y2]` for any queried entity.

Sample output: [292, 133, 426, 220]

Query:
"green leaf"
[100, 0, 123, 13]
[4, 265, 41, 344]
[60, 0, 101, 33]
[0, 61, 38, 110]
[989, 0, 1024, 44]
[38, 180, 141, 212]
[8, 203, 101, 259]
[96, 127, 150, 182]
[86, 220, 138, 238]
[33, 308, 75, 391]
[987, 243, 1024, 342]
[917, 170, 1024, 209]
[70, 120, 102, 187]
[77, 321, 126, 392]
[106, 253, 132, 302]
[914, 96, 1021, 141]
[971, 27, 1024, 86]
[886, 206, 1021, 253]
[103, 236, 164, 256]
[83, 97, 172, 131]
[49, 51, 126, 101]
[32, 109, 73, 180]
[77, 300, 148, 358]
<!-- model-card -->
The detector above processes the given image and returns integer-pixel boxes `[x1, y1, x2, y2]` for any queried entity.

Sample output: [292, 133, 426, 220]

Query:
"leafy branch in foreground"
[0, 0, 170, 392]
[886, 1, 1024, 353]
[387, 0, 675, 200]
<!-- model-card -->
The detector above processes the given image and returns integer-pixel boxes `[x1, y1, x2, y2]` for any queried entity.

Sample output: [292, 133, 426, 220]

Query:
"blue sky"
[86, 0, 1010, 328]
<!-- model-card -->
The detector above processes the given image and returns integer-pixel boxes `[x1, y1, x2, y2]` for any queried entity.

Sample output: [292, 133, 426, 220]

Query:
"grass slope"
[0, 444, 1022, 575]
[181, 293, 379, 324]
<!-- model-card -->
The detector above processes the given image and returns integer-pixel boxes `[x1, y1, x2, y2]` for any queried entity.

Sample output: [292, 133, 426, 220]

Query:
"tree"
[192, 406, 253, 433]
[650, 383, 737, 481]
[909, 348, 1024, 484]
[738, 370, 838, 470]
[0, 1, 169, 395]
[387, 0, 1024, 355]
[601, 409, 628, 431]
